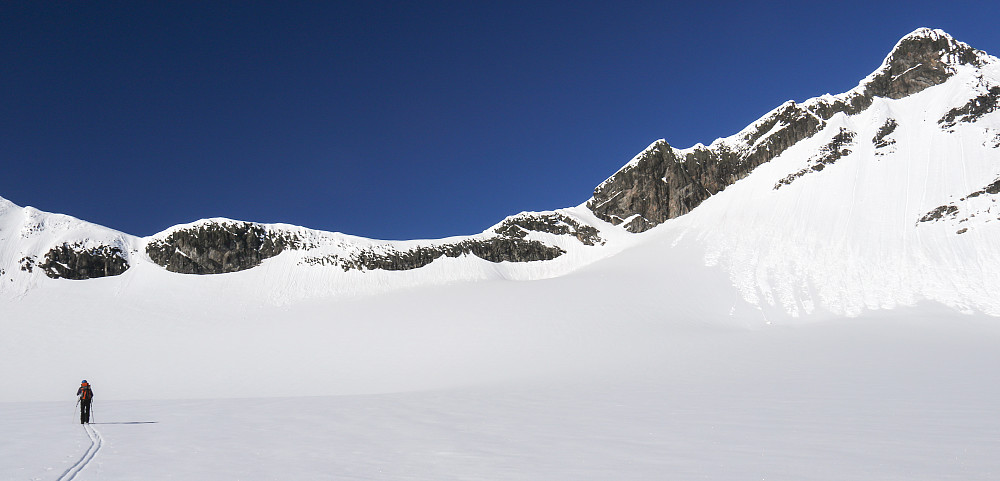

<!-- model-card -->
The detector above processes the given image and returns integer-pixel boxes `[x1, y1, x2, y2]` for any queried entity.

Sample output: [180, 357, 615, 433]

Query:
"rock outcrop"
[939, 86, 1000, 130]
[38, 243, 130, 280]
[774, 128, 857, 189]
[588, 102, 826, 232]
[917, 178, 1000, 232]
[303, 237, 566, 272]
[872, 119, 899, 152]
[301, 212, 602, 272]
[146, 221, 302, 274]
[492, 213, 603, 246]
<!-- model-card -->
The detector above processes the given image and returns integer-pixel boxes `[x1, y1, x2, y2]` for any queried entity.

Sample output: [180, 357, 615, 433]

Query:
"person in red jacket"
[77, 380, 94, 424]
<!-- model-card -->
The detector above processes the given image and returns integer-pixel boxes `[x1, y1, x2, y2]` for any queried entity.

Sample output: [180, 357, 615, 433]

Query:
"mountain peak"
[900, 27, 952, 41]
[888, 27, 980, 63]
[861, 28, 988, 99]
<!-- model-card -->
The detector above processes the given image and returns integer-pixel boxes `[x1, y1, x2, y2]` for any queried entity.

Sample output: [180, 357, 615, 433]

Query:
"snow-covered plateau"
[3, 27, 1000, 480]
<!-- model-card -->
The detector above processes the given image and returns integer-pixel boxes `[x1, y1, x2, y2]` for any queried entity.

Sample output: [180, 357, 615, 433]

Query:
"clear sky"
[2, 1, 999, 239]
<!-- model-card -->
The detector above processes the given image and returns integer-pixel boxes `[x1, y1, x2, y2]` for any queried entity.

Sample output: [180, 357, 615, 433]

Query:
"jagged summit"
[884, 27, 981, 62]
[887, 27, 986, 63]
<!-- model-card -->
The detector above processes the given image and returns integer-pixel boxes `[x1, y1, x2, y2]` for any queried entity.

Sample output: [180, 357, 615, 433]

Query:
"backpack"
[80, 386, 92, 401]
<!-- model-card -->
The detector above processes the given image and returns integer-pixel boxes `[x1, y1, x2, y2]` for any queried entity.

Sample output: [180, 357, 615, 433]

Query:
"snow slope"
[685, 57, 1000, 318]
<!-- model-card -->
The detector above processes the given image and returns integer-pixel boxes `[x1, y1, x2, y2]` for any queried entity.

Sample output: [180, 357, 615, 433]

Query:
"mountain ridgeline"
[587, 29, 989, 232]
[3, 28, 998, 282]
[145, 213, 601, 275]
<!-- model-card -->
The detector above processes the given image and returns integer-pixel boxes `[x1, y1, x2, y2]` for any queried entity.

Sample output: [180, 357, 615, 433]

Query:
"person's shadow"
[90, 422, 158, 425]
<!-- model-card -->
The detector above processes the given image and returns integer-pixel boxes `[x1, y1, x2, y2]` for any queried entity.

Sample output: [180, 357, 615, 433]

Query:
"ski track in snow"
[56, 424, 102, 481]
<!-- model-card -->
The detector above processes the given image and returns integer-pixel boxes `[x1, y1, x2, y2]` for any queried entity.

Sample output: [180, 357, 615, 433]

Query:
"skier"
[77, 380, 94, 424]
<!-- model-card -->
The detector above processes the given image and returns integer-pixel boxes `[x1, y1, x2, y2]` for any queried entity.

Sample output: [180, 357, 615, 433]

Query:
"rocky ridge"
[301, 237, 566, 272]
[144, 211, 603, 275]
[145, 221, 305, 275]
[586, 28, 992, 232]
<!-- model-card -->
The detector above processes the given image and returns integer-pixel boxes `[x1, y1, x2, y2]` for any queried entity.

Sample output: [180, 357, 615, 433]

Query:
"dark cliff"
[146, 221, 301, 275]
[38, 243, 130, 280]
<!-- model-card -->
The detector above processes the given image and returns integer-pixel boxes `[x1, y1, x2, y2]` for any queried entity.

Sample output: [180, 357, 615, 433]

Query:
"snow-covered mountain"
[3, 27, 999, 319]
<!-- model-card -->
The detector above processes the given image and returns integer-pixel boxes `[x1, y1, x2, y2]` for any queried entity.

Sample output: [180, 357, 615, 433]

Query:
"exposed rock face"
[493, 213, 603, 246]
[775, 128, 857, 189]
[589, 102, 825, 232]
[862, 29, 983, 100]
[304, 237, 565, 272]
[146, 221, 300, 274]
[587, 29, 988, 232]
[39, 243, 130, 280]
[964, 178, 1000, 198]
[872, 118, 899, 151]
[917, 178, 1000, 230]
[918, 205, 960, 223]
[939, 86, 1000, 129]
[302, 212, 602, 272]
[19, 256, 36, 273]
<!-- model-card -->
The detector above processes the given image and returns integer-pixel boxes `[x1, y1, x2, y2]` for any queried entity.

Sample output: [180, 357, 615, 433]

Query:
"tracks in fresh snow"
[57, 424, 102, 481]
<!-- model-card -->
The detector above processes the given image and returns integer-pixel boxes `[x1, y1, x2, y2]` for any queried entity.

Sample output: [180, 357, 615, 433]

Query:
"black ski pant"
[80, 400, 92, 424]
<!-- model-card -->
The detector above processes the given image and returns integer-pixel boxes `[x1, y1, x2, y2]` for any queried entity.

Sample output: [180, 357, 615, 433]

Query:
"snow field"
[4, 312, 999, 480]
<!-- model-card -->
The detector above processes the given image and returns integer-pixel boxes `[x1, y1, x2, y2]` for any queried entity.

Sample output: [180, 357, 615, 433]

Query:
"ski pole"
[75, 398, 80, 424]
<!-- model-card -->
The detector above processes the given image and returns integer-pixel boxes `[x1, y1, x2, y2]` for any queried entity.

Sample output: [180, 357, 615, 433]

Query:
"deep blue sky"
[2, 1, 999, 239]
